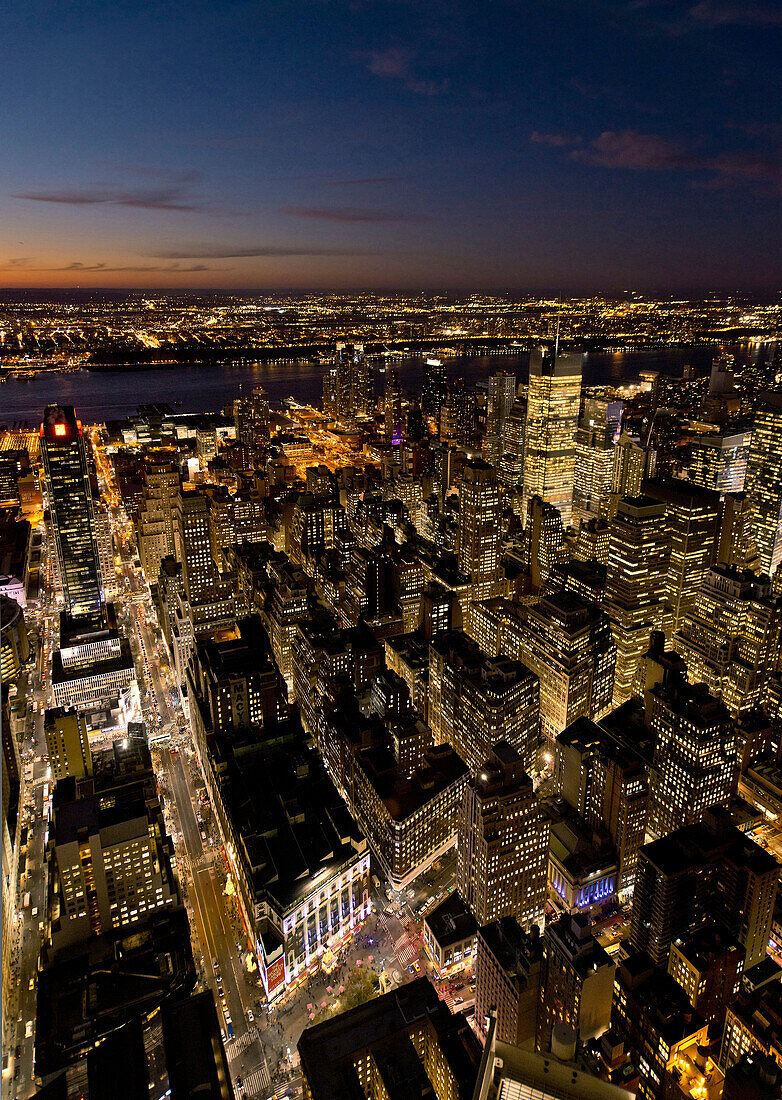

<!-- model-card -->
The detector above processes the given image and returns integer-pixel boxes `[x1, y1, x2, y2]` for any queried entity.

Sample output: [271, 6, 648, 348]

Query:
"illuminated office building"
[207, 486, 267, 563]
[49, 743, 179, 950]
[429, 630, 540, 774]
[249, 385, 271, 448]
[40, 405, 103, 622]
[173, 489, 234, 631]
[335, 342, 372, 423]
[745, 391, 782, 577]
[136, 454, 179, 582]
[474, 919, 543, 1048]
[499, 393, 527, 490]
[458, 741, 549, 928]
[484, 370, 516, 466]
[674, 565, 782, 717]
[384, 368, 403, 445]
[667, 922, 744, 1029]
[687, 429, 750, 493]
[572, 515, 609, 566]
[643, 478, 721, 638]
[583, 396, 622, 443]
[422, 356, 447, 419]
[535, 913, 615, 1053]
[644, 636, 737, 839]
[573, 422, 614, 524]
[233, 385, 270, 455]
[45, 706, 93, 781]
[525, 494, 567, 592]
[92, 502, 117, 600]
[610, 431, 655, 509]
[631, 806, 777, 971]
[604, 496, 669, 706]
[717, 492, 761, 574]
[457, 458, 502, 603]
[555, 717, 649, 897]
[519, 591, 616, 746]
[522, 346, 582, 528]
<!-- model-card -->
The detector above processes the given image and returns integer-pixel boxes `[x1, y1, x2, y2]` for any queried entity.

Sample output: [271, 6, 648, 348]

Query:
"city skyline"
[2, 1, 782, 292]
[4, 3, 782, 1096]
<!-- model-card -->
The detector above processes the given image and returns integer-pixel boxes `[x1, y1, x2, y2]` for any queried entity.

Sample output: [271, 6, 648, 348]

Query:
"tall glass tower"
[40, 405, 103, 622]
[745, 391, 782, 578]
[522, 346, 582, 528]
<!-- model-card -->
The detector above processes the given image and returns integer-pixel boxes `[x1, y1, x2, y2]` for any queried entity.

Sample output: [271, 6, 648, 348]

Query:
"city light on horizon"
[3, 4, 782, 1099]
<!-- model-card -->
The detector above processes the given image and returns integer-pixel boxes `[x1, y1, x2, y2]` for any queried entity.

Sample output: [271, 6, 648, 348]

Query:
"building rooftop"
[213, 729, 367, 913]
[424, 891, 478, 950]
[478, 918, 543, 982]
[640, 809, 778, 879]
[617, 950, 707, 1048]
[36, 906, 194, 1079]
[356, 741, 468, 822]
[297, 977, 481, 1099]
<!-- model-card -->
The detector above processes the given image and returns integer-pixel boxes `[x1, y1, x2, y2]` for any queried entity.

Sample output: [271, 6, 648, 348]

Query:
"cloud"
[280, 206, 422, 223]
[696, 151, 782, 188]
[11, 186, 205, 212]
[689, 1, 782, 26]
[530, 131, 581, 148]
[571, 130, 687, 170]
[363, 48, 449, 96]
[569, 78, 660, 115]
[535, 127, 782, 190]
[324, 177, 402, 186]
[55, 262, 211, 272]
[150, 245, 372, 259]
[5, 257, 31, 267]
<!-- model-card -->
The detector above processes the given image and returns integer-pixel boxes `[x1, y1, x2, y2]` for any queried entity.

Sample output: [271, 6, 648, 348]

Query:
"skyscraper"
[499, 392, 527, 490]
[522, 346, 581, 528]
[457, 459, 502, 603]
[535, 913, 615, 1053]
[173, 489, 234, 630]
[458, 742, 549, 928]
[573, 429, 614, 523]
[745, 391, 782, 577]
[687, 430, 750, 493]
[631, 806, 778, 970]
[674, 565, 782, 717]
[519, 591, 616, 746]
[249, 384, 271, 449]
[422, 356, 447, 419]
[428, 631, 540, 774]
[40, 405, 104, 622]
[644, 637, 737, 839]
[643, 477, 721, 638]
[484, 370, 516, 466]
[555, 717, 649, 897]
[610, 431, 655, 508]
[384, 367, 403, 445]
[604, 496, 669, 706]
[335, 342, 373, 424]
[136, 454, 180, 581]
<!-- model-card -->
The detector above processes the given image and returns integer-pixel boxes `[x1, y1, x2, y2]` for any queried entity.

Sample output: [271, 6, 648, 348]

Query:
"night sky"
[2, 0, 781, 292]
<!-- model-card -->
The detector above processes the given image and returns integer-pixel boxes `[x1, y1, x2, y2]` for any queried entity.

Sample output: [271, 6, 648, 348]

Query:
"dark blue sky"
[2, 0, 781, 291]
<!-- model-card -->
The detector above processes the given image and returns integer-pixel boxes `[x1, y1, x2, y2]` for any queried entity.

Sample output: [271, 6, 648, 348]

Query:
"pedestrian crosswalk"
[241, 1065, 270, 1096]
[394, 936, 417, 966]
[225, 1029, 255, 1061]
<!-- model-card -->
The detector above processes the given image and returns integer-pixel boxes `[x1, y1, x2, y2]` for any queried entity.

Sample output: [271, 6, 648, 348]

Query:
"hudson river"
[0, 345, 730, 426]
